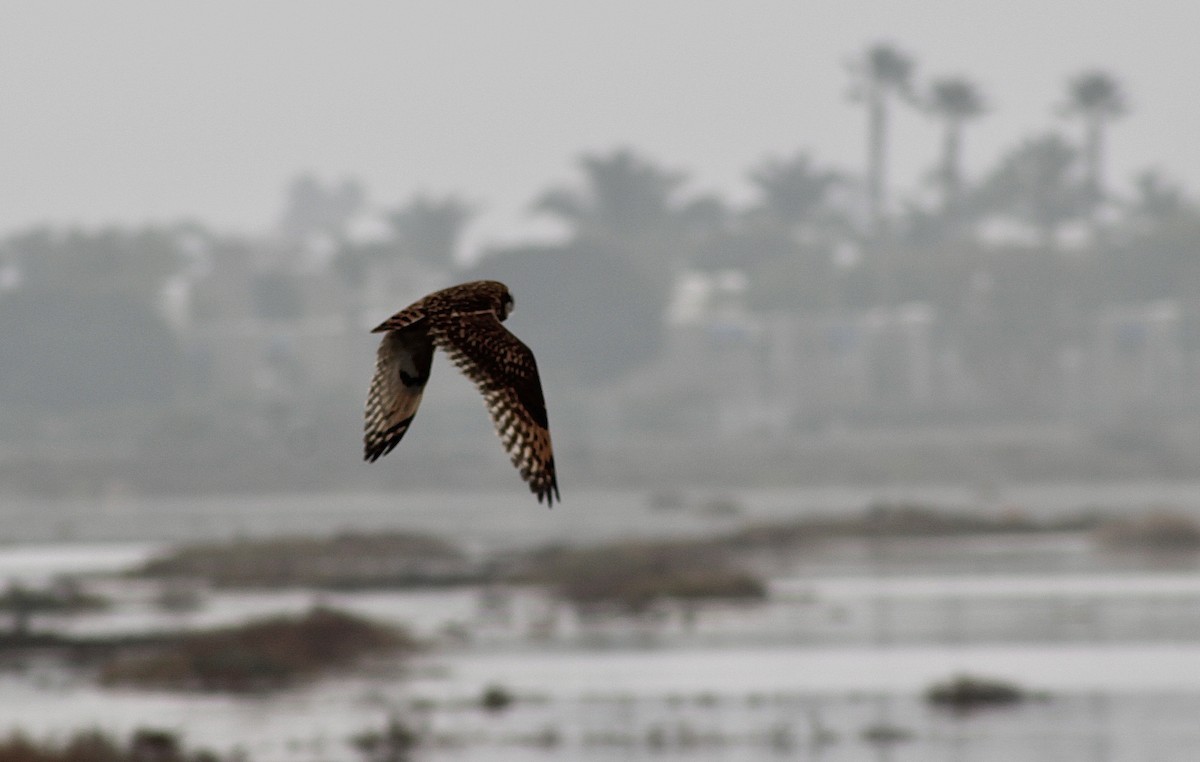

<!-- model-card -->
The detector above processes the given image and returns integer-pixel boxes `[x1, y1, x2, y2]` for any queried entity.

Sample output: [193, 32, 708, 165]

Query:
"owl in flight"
[364, 280, 560, 506]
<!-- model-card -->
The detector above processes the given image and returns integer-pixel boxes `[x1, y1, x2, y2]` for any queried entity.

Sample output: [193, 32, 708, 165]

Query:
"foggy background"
[4, 3, 1200, 761]
[0, 0, 1198, 498]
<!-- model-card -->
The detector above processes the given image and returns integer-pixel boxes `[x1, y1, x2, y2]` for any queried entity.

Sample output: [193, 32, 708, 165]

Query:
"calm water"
[5, 644, 1200, 761]
[1, 486, 1200, 760]
[3, 482, 1200, 546]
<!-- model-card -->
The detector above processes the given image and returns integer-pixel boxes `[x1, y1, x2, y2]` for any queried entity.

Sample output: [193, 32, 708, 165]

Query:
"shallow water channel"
[1, 533, 1200, 761]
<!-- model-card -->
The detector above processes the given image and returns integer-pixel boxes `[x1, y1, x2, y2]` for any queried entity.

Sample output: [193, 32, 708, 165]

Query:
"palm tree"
[1130, 169, 1185, 222]
[1060, 70, 1126, 212]
[384, 194, 476, 270]
[747, 151, 844, 235]
[741, 153, 847, 311]
[847, 42, 916, 237]
[533, 148, 687, 244]
[974, 133, 1084, 248]
[926, 77, 986, 222]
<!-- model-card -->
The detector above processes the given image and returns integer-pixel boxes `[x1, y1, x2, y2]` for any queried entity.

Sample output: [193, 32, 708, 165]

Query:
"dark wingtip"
[363, 443, 388, 463]
[536, 476, 560, 509]
[363, 417, 413, 463]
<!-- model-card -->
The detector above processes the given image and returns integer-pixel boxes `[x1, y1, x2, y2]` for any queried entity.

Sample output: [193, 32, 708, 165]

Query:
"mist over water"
[2, 3, 1200, 760]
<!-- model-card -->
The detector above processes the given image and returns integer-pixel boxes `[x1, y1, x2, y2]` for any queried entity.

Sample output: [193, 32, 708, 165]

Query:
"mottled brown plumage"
[364, 280, 560, 506]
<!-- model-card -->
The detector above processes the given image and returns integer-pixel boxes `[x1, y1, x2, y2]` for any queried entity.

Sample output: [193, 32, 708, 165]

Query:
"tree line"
[0, 41, 1196, 437]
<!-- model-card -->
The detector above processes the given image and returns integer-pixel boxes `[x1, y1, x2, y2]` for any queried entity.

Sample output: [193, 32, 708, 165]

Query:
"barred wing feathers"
[371, 300, 428, 334]
[430, 312, 560, 505]
[364, 329, 435, 462]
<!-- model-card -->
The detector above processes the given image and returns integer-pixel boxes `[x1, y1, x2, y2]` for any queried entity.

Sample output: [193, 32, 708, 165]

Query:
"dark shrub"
[514, 540, 765, 614]
[101, 607, 414, 693]
[1094, 510, 1200, 552]
[481, 684, 515, 713]
[926, 674, 1030, 713]
[0, 729, 224, 762]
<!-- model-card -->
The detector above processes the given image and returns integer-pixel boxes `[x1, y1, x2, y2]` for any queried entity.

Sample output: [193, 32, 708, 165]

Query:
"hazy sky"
[2, 1, 1196, 252]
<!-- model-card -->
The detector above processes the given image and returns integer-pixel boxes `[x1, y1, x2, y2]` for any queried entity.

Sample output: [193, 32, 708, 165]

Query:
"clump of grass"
[861, 722, 914, 744]
[0, 580, 109, 614]
[0, 728, 224, 762]
[1093, 510, 1200, 552]
[100, 606, 415, 693]
[480, 684, 515, 713]
[722, 503, 1097, 553]
[135, 531, 472, 589]
[925, 673, 1034, 713]
[0, 579, 110, 641]
[511, 540, 765, 614]
[351, 717, 420, 762]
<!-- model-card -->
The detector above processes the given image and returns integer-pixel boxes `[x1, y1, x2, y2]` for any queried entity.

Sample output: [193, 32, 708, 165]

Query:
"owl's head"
[499, 289, 514, 321]
[467, 280, 514, 322]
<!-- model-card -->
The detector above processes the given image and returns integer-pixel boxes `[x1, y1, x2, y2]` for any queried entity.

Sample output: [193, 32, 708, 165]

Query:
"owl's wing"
[430, 312, 560, 506]
[364, 328, 435, 462]
[371, 299, 427, 333]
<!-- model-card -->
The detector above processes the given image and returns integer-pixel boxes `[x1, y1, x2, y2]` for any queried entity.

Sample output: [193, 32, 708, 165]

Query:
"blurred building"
[604, 266, 1200, 447]
[1091, 300, 1186, 420]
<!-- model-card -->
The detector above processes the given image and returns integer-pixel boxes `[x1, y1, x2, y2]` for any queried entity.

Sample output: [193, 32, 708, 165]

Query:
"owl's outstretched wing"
[371, 299, 428, 334]
[430, 312, 560, 506]
[364, 328, 435, 462]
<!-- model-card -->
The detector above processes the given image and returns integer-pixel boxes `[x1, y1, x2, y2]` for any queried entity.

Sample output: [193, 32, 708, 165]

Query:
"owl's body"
[364, 280, 560, 506]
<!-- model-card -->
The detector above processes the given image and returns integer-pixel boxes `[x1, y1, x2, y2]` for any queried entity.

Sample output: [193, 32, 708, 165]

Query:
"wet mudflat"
[2, 489, 1200, 761]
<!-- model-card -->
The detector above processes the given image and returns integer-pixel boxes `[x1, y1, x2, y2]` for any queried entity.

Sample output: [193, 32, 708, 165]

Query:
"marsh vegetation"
[98, 607, 415, 693]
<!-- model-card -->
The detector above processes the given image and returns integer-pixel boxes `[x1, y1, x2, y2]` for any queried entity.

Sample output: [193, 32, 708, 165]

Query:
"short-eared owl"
[364, 280, 560, 506]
